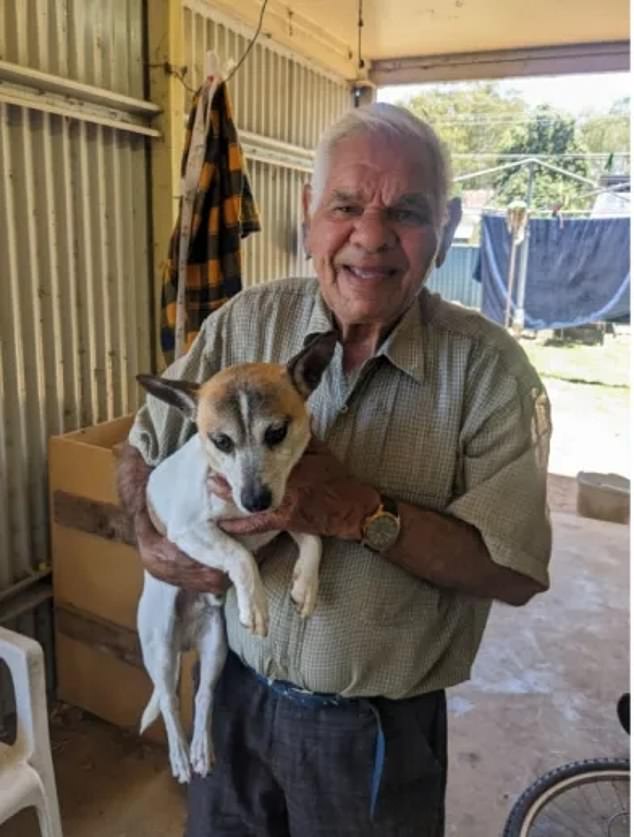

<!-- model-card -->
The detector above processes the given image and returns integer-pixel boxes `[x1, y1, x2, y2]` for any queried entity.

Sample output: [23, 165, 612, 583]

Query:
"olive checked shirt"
[129, 276, 552, 699]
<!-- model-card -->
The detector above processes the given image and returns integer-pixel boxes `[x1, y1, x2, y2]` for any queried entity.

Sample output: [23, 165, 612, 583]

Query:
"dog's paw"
[291, 570, 319, 619]
[169, 736, 192, 784]
[239, 586, 269, 637]
[239, 602, 269, 637]
[190, 731, 215, 777]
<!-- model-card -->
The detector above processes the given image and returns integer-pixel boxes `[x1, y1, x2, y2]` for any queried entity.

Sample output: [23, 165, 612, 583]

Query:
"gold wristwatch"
[361, 495, 401, 553]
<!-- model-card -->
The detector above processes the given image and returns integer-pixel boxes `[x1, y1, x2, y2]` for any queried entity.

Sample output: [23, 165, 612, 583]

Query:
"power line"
[452, 152, 630, 159]
[426, 115, 628, 126]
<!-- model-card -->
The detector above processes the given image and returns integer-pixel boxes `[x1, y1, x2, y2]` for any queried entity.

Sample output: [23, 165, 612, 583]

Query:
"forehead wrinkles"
[327, 167, 410, 205]
[325, 134, 440, 219]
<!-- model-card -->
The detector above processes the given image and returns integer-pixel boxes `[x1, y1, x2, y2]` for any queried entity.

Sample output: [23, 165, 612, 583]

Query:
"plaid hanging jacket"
[160, 81, 260, 364]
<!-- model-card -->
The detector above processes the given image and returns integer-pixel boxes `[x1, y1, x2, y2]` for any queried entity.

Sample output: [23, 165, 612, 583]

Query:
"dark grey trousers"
[185, 653, 447, 837]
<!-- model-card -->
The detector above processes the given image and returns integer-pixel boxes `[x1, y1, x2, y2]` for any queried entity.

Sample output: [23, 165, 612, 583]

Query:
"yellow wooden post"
[146, 0, 186, 371]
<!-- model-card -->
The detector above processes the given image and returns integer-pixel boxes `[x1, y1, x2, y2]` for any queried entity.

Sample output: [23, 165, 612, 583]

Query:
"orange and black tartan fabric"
[160, 81, 260, 364]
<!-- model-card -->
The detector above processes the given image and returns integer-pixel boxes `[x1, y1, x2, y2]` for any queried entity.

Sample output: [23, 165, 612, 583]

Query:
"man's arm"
[218, 440, 547, 606]
[382, 501, 546, 606]
[117, 442, 230, 594]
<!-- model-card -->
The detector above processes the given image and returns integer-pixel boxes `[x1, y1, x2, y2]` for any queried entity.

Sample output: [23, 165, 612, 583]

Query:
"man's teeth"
[346, 267, 390, 279]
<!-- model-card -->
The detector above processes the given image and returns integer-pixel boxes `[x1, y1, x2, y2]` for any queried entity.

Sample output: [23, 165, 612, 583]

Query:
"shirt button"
[339, 404, 349, 414]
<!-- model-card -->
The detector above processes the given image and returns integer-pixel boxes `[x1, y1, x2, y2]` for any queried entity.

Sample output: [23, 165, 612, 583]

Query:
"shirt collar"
[306, 284, 426, 385]
[306, 287, 337, 338]
[377, 297, 425, 384]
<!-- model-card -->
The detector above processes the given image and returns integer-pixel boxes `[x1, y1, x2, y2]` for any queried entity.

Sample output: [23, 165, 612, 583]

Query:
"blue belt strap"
[365, 701, 385, 820]
[254, 672, 385, 819]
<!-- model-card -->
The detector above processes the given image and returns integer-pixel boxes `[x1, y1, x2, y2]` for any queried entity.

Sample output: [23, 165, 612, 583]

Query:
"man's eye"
[333, 205, 359, 216]
[264, 423, 288, 447]
[391, 208, 424, 223]
[211, 433, 234, 453]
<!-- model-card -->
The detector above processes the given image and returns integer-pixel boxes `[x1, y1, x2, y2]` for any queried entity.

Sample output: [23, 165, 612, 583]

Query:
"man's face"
[304, 132, 442, 334]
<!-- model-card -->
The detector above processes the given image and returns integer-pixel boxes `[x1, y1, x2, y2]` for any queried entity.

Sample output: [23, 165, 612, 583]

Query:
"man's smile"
[338, 264, 400, 283]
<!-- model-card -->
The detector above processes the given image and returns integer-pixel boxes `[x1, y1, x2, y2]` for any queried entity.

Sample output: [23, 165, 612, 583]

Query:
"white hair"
[309, 102, 451, 228]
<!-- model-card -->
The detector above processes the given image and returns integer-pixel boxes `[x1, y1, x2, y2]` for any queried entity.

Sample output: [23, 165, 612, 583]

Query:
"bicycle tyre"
[503, 757, 630, 837]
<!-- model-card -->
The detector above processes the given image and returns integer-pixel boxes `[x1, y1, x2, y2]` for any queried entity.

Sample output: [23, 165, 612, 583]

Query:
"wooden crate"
[48, 416, 194, 742]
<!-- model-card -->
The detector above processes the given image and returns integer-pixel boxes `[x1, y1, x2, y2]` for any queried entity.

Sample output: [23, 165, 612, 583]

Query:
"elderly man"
[118, 103, 551, 836]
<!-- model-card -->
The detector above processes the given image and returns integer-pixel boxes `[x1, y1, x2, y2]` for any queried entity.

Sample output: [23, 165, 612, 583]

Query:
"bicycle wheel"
[503, 758, 630, 837]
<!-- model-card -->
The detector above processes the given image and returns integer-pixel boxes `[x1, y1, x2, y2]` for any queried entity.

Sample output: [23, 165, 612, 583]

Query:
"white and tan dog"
[136, 332, 336, 783]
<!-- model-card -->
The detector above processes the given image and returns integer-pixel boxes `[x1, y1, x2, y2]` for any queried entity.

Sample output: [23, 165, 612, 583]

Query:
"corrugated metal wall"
[1, 0, 145, 98]
[182, 0, 352, 285]
[428, 245, 482, 309]
[0, 0, 153, 595]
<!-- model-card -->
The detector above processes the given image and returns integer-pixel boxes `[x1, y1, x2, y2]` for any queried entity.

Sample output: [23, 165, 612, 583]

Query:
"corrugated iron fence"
[182, 0, 351, 286]
[0, 0, 156, 711]
[428, 245, 482, 309]
[0, 0, 352, 715]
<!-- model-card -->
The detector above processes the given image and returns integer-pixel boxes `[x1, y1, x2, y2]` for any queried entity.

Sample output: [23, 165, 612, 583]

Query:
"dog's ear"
[287, 331, 337, 399]
[136, 374, 200, 419]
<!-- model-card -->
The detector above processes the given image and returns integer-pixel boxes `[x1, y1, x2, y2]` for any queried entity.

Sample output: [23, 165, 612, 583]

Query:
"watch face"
[366, 514, 400, 552]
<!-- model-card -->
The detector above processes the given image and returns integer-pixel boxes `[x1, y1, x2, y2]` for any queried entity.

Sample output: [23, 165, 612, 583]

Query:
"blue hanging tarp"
[474, 214, 630, 328]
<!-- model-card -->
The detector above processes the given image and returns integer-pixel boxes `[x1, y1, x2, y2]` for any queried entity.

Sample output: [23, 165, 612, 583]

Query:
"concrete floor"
[4, 501, 629, 837]
[446, 508, 629, 836]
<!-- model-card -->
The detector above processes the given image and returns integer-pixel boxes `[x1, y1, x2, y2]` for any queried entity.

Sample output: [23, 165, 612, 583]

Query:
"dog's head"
[137, 332, 337, 514]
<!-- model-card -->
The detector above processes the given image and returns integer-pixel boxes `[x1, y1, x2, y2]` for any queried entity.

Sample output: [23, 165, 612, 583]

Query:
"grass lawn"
[519, 332, 629, 388]
[518, 331, 630, 478]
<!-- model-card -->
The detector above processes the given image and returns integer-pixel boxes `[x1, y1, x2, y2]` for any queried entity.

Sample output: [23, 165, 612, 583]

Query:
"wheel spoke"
[528, 776, 629, 836]
[505, 764, 630, 837]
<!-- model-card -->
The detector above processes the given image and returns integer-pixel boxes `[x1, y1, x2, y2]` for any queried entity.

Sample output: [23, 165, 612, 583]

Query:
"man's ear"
[302, 182, 312, 222]
[136, 374, 200, 420]
[287, 332, 337, 399]
[435, 196, 462, 268]
[302, 183, 312, 258]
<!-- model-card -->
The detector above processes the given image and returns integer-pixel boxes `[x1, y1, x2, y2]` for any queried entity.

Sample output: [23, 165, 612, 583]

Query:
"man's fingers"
[164, 548, 229, 593]
[219, 516, 271, 535]
[207, 472, 232, 499]
[220, 508, 288, 536]
[137, 532, 230, 595]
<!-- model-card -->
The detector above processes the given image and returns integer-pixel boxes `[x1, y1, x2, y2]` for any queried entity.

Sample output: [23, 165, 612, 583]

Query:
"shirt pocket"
[357, 553, 440, 627]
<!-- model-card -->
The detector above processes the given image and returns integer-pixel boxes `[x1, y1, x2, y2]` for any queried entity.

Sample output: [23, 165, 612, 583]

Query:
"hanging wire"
[226, 0, 270, 83]
[146, 0, 269, 92]
[146, 61, 196, 93]
[357, 0, 365, 70]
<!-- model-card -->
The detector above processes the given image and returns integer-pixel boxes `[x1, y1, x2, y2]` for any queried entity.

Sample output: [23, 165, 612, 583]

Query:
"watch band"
[361, 493, 401, 552]
[378, 494, 398, 517]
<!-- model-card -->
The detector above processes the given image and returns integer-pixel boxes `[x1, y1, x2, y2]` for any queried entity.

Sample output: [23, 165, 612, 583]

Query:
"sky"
[377, 72, 631, 117]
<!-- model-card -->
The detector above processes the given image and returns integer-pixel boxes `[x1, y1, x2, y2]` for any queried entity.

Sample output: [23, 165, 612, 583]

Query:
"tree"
[493, 106, 592, 210]
[397, 84, 628, 210]
[579, 98, 630, 174]
[399, 82, 529, 184]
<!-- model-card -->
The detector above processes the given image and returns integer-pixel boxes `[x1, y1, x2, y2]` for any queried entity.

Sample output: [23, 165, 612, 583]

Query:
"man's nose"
[349, 210, 395, 252]
[241, 484, 273, 513]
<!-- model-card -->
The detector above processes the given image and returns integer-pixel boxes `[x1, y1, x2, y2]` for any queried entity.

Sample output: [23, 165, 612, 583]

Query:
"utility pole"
[512, 162, 535, 333]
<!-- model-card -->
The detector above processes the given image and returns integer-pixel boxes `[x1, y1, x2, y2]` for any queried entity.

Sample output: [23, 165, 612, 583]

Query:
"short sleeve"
[447, 363, 552, 588]
[127, 310, 224, 466]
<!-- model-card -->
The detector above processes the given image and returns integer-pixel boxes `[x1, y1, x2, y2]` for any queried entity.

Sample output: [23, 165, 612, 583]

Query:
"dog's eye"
[264, 423, 288, 447]
[210, 433, 234, 454]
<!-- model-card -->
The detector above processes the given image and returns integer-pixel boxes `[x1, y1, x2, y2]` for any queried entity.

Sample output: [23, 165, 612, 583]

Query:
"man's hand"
[218, 438, 380, 540]
[134, 509, 231, 595]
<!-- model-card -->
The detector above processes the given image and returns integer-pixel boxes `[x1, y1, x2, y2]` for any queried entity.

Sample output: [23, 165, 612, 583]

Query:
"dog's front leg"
[287, 533, 322, 619]
[190, 606, 227, 776]
[169, 526, 269, 637]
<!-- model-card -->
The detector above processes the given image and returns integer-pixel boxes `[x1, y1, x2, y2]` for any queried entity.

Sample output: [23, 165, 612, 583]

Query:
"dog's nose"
[241, 485, 273, 513]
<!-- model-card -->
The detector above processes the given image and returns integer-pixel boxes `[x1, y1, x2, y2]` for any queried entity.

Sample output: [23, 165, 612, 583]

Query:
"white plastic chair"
[0, 626, 63, 837]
